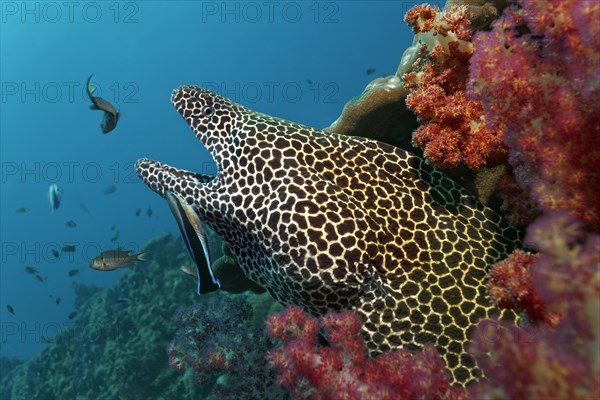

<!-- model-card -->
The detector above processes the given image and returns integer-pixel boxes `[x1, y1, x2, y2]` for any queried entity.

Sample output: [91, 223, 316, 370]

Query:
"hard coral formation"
[266, 306, 466, 400]
[325, 72, 418, 151]
[403, 4, 507, 171]
[470, 213, 600, 398]
[468, 0, 600, 231]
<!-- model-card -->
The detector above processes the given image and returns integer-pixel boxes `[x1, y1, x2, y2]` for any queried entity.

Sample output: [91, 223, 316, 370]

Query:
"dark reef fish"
[135, 85, 521, 385]
[366, 68, 376, 75]
[90, 250, 147, 271]
[146, 207, 153, 217]
[135, 208, 141, 217]
[24, 266, 38, 274]
[65, 220, 77, 228]
[62, 245, 76, 253]
[68, 269, 79, 277]
[6, 304, 15, 315]
[68, 311, 78, 320]
[51, 249, 60, 258]
[86, 74, 119, 134]
[16, 207, 29, 213]
[104, 184, 117, 194]
[56, 297, 61, 305]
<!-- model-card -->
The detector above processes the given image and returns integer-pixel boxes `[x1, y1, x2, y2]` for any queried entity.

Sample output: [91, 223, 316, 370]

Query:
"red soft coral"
[488, 249, 560, 326]
[468, 0, 600, 231]
[403, 4, 507, 170]
[266, 306, 466, 400]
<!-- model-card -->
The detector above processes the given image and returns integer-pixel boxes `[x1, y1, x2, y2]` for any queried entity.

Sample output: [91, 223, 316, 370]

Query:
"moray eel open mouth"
[136, 85, 521, 386]
[136, 86, 224, 197]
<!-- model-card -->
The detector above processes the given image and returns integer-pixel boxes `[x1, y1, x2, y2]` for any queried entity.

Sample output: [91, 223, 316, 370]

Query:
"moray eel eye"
[202, 106, 214, 116]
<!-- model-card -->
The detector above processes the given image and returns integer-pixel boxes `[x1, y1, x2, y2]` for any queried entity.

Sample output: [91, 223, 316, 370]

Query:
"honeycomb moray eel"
[136, 85, 521, 386]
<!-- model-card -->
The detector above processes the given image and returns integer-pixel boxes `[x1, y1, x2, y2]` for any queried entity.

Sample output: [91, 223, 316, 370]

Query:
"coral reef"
[167, 294, 285, 399]
[403, 4, 507, 171]
[266, 306, 466, 400]
[0, 233, 281, 400]
[326, 1, 517, 206]
[497, 172, 541, 229]
[468, 0, 600, 231]
[470, 212, 600, 398]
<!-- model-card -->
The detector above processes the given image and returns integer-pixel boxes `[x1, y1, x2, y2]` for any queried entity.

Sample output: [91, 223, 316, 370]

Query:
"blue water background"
[1, 0, 443, 360]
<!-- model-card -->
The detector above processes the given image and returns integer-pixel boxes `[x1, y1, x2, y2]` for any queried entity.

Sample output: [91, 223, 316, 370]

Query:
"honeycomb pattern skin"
[136, 86, 521, 385]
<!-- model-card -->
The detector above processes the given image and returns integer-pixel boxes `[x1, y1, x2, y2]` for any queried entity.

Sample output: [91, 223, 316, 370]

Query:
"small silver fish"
[65, 220, 77, 228]
[90, 250, 147, 271]
[6, 304, 15, 315]
[48, 184, 62, 213]
[24, 266, 38, 274]
[86, 74, 119, 134]
[104, 184, 117, 195]
[16, 207, 29, 213]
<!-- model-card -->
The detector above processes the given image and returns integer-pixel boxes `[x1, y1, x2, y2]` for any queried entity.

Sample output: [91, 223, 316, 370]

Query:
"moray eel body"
[136, 86, 520, 385]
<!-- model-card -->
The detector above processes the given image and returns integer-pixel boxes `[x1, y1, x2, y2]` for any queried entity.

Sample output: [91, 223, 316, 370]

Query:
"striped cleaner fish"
[135, 85, 521, 385]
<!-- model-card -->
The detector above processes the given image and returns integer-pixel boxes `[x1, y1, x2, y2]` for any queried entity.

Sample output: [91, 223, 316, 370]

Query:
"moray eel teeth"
[136, 85, 521, 386]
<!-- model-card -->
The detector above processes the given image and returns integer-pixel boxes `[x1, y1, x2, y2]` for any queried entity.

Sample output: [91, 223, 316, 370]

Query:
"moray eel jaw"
[135, 158, 215, 199]
[136, 85, 236, 199]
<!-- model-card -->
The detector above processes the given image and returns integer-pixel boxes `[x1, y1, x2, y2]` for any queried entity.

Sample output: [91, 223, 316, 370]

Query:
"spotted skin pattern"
[136, 86, 520, 385]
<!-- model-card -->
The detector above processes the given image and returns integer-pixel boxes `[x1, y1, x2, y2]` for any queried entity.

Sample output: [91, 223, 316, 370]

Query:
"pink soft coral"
[468, 0, 600, 231]
[403, 4, 507, 170]
[266, 306, 465, 400]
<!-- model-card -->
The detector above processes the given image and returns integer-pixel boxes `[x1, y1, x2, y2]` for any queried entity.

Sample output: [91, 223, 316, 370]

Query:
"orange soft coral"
[403, 4, 507, 170]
